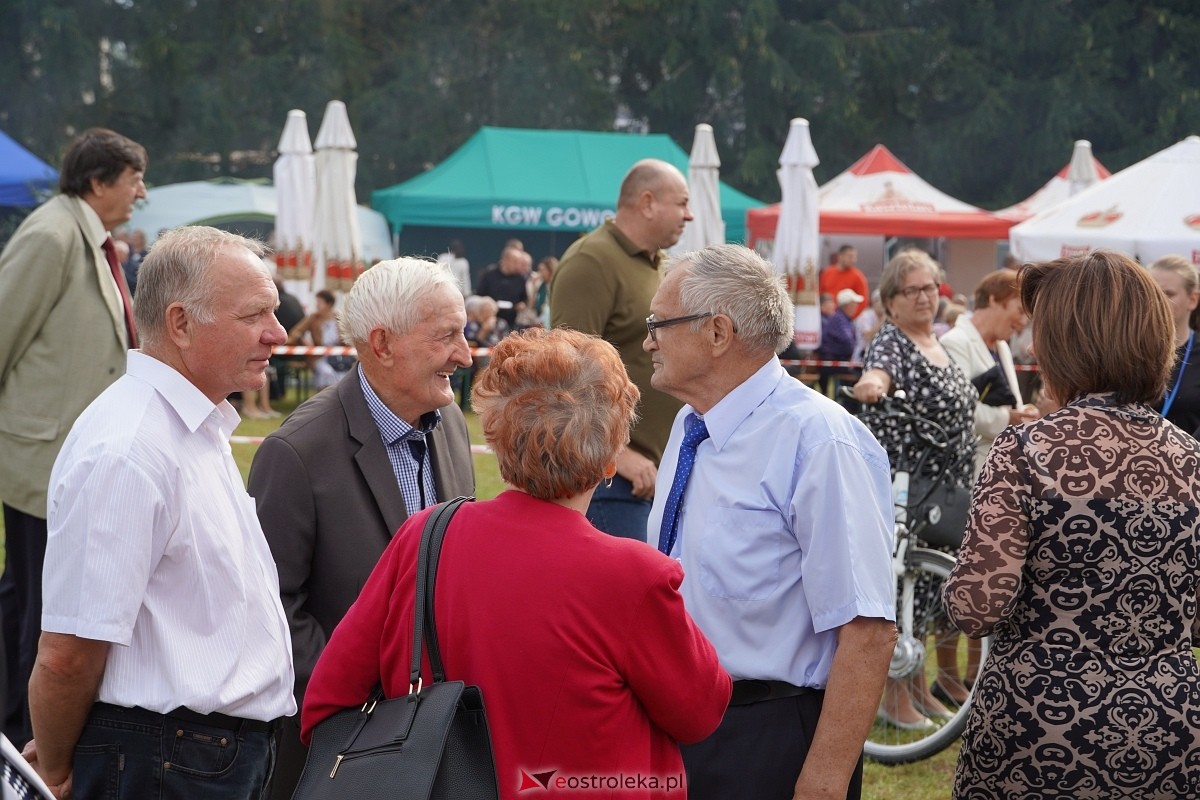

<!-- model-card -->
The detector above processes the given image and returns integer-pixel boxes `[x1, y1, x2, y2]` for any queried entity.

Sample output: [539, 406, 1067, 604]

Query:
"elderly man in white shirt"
[25, 226, 295, 800]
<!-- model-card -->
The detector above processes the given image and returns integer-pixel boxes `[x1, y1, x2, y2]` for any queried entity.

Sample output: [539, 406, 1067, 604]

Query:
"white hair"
[667, 244, 794, 354]
[338, 257, 462, 343]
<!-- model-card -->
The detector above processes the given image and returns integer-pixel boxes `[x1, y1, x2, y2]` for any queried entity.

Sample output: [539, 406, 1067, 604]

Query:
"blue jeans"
[72, 703, 277, 800]
[586, 475, 653, 541]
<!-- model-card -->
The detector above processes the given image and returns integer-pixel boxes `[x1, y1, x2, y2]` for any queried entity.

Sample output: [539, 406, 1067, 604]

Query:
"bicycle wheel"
[864, 547, 990, 765]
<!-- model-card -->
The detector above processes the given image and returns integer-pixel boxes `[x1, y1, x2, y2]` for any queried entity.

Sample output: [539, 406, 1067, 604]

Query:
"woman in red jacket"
[302, 327, 731, 799]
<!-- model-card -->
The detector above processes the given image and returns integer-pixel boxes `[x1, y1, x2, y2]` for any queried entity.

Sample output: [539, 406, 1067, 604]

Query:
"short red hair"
[471, 328, 639, 500]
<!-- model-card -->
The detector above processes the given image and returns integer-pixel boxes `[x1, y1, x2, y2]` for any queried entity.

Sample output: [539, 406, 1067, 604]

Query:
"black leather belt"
[93, 702, 280, 734]
[729, 680, 817, 706]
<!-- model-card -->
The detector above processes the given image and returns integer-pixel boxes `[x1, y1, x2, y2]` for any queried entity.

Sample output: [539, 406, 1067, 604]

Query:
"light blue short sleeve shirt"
[647, 358, 895, 688]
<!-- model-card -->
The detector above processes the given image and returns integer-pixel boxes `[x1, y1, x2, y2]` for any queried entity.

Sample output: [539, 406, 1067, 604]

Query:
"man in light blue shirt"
[645, 244, 896, 800]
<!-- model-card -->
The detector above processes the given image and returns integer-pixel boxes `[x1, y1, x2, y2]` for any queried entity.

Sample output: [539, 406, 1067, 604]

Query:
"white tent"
[1010, 136, 1200, 264]
[996, 140, 1110, 221]
[128, 179, 394, 265]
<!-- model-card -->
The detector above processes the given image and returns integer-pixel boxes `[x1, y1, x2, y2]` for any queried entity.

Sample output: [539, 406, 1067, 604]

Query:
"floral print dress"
[862, 320, 977, 493]
[943, 394, 1200, 799]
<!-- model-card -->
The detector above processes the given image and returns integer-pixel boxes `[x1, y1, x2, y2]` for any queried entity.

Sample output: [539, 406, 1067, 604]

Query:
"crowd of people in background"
[1, 127, 1200, 800]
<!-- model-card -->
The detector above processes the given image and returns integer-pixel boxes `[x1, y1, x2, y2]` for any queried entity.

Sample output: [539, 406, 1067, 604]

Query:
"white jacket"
[940, 316, 1011, 478]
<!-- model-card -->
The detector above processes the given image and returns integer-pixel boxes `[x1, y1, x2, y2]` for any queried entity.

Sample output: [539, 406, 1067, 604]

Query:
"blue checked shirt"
[359, 371, 440, 514]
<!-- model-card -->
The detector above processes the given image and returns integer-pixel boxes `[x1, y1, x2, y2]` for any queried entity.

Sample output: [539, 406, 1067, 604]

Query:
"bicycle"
[849, 389, 991, 764]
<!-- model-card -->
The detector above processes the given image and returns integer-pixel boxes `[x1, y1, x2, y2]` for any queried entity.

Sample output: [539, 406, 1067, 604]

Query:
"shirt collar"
[126, 350, 237, 437]
[605, 219, 662, 268]
[359, 369, 442, 445]
[71, 195, 109, 250]
[690, 358, 783, 452]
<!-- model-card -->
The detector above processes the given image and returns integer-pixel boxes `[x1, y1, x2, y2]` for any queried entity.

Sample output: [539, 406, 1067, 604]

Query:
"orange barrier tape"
[270, 348, 1034, 370]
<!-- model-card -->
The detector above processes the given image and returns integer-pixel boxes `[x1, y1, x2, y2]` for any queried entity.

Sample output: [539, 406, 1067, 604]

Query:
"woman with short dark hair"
[302, 327, 731, 800]
[287, 289, 346, 391]
[944, 250, 1200, 798]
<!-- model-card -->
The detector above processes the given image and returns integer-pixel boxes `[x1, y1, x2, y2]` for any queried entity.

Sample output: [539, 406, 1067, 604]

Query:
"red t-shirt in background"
[818, 266, 870, 318]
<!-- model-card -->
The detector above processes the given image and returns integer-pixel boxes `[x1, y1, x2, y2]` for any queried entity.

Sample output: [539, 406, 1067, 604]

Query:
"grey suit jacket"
[247, 367, 475, 697]
[0, 195, 128, 516]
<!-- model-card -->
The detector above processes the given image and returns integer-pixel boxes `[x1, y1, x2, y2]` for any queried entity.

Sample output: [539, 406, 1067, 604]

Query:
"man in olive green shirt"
[550, 159, 693, 538]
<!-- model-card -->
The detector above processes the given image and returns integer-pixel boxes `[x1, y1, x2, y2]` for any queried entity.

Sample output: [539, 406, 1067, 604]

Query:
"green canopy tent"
[371, 126, 763, 261]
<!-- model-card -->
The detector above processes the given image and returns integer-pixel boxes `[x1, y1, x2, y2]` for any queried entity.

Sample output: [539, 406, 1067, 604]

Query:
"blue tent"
[0, 130, 57, 207]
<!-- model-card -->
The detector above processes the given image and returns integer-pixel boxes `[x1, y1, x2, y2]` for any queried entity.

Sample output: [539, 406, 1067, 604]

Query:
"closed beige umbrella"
[312, 100, 364, 293]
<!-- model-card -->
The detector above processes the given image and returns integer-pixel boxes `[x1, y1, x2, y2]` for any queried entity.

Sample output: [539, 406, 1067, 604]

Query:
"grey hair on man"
[133, 226, 266, 349]
[338, 257, 462, 343]
[666, 244, 795, 354]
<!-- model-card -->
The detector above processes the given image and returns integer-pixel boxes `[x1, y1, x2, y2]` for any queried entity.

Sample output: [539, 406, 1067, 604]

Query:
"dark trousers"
[74, 703, 277, 800]
[266, 714, 306, 800]
[585, 475, 652, 541]
[267, 356, 288, 401]
[681, 691, 864, 800]
[0, 504, 45, 748]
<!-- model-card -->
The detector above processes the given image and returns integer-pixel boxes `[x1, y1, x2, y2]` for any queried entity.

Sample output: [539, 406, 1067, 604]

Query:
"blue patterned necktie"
[657, 413, 710, 555]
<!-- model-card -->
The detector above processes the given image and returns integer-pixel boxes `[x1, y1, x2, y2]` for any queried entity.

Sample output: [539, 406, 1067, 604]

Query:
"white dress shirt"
[43, 351, 296, 721]
[647, 358, 895, 688]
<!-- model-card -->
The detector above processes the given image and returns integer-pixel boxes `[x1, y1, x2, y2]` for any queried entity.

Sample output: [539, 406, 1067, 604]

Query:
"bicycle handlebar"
[841, 386, 910, 408]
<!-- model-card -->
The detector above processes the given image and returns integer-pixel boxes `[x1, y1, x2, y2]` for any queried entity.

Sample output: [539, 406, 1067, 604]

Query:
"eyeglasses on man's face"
[645, 312, 713, 343]
[898, 283, 940, 301]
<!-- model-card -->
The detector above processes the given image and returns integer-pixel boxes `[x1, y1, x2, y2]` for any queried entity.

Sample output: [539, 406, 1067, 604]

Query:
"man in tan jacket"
[0, 128, 147, 747]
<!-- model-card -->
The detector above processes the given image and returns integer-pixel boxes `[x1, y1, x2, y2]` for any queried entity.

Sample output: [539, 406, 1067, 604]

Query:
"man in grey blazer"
[0, 128, 147, 747]
[248, 258, 475, 799]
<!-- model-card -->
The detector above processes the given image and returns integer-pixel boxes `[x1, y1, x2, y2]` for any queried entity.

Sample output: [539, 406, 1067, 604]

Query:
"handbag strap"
[410, 496, 474, 690]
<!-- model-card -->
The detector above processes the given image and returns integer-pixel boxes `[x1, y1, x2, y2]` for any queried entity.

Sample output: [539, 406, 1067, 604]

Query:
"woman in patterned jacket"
[944, 250, 1200, 799]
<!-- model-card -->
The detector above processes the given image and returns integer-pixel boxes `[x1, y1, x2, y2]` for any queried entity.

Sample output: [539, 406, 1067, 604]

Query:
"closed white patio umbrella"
[772, 118, 822, 348]
[273, 109, 317, 300]
[676, 123, 725, 252]
[312, 100, 364, 293]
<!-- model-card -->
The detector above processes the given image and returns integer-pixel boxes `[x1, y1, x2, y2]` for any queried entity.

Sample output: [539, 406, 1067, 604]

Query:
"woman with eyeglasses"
[852, 248, 977, 730]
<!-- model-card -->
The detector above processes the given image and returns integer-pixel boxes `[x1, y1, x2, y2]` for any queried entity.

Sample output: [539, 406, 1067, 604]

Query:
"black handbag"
[292, 496, 499, 800]
[908, 475, 970, 549]
[971, 364, 1017, 407]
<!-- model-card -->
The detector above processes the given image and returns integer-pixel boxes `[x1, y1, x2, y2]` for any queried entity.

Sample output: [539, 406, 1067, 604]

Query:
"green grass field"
[11, 389, 954, 799]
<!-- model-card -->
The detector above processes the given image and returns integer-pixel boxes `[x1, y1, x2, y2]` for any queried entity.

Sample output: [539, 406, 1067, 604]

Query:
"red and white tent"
[746, 144, 1013, 248]
[996, 140, 1110, 221]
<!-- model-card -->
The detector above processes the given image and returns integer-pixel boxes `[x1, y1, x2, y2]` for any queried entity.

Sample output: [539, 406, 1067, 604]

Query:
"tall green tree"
[3, 0, 1200, 214]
